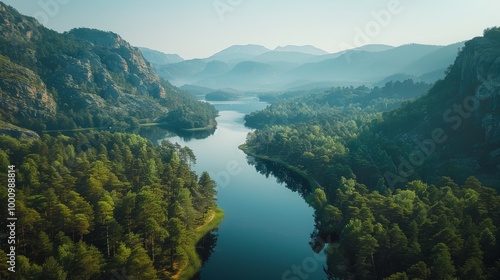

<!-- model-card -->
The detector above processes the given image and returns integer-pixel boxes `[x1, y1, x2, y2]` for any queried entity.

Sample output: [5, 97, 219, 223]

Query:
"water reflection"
[129, 125, 216, 143]
[246, 156, 312, 200]
[247, 155, 337, 278]
[190, 229, 220, 280]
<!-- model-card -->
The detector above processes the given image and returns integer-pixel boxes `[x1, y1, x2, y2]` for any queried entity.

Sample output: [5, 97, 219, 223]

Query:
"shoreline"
[238, 144, 321, 190]
[173, 207, 225, 280]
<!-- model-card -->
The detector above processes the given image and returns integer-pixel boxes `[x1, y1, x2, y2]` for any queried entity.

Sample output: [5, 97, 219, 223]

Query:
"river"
[147, 97, 327, 280]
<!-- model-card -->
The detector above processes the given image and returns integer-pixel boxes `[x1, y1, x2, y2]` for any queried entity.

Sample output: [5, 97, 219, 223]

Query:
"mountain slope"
[252, 51, 319, 64]
[0, 2, 217, 132]
[400, 41, 465, 75]
[288, 44, 443, 83]
[376, 28, 500, 182]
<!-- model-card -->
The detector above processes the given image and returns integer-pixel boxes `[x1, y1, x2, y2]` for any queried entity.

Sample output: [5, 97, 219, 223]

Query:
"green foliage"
[245, 80, 430, 129]
[0, 132, 218, 279]
[244, 90, 500, 279]
[431, 243, 456, 279]
[484, 26, 500, 41]
[242, 38, 500, 279]
[158, 81, 218, 130]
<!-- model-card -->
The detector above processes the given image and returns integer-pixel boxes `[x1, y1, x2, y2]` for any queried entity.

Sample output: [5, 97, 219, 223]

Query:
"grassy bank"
[174, 207, 225, 280]
[238, 144, 321, 190]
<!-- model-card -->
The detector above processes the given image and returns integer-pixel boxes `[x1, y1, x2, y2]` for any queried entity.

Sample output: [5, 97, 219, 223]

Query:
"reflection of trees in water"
[172, 127, 216, 142]
[191, 229, 220, 280]
[128, 125, 216, 143]
[246, 156, 312, 199]
[45, 125, 216, 144]
[246, 156, 337, 255]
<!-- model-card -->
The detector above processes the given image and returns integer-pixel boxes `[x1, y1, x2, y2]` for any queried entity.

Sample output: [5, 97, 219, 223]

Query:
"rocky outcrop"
[455, 32, 500, 148]
[377, 28, 500, 181]
[0, 121, 40, 139]
[69, 28, 166, 99]
[0, 55, 56, 121]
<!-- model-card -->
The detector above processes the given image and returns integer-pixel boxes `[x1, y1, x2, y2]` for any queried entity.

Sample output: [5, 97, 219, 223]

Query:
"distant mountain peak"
[211, 44, 270, 57]
[207, 44, 270, 64]
[351, 44, 395, 52]
[274, 45, 329, 55]
[138, 47, 184, 65]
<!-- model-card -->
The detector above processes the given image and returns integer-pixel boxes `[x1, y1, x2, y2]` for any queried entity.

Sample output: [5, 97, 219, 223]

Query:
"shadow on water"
[45, 125, 216, 143]
[246, 156, 313, 200]
[129, 125, 216, 143]
[190, 229, 220, 280]
[246, 155, 338, 278]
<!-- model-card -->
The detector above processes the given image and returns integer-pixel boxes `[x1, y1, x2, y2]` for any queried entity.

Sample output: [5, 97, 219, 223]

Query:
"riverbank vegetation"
[0, 131, 221, 279]
[243, 29, 500, 278]
[244, 84, 500, 279]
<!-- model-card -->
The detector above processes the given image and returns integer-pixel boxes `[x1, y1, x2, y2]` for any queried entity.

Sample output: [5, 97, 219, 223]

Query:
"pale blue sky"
[3, 0, 499, 59]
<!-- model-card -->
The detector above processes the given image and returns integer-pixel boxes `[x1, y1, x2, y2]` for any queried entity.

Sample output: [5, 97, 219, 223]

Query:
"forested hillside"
[0, 3, 217, 133]
[0, 132, 221, 279]
[243, 28, 500, 279]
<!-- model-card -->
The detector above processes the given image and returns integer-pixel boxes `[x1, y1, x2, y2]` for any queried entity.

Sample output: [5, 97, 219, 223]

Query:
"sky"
[3, 0, 499, 59]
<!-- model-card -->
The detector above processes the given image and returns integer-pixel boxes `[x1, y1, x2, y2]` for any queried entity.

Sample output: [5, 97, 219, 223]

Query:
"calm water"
[152, 97, 327, 280]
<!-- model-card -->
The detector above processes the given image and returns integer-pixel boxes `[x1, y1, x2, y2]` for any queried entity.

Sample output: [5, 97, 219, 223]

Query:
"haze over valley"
[148, 41, 464, 91]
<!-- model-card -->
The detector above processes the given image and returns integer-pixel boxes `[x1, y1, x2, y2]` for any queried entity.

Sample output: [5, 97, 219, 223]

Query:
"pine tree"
[431, 243, 456, 280]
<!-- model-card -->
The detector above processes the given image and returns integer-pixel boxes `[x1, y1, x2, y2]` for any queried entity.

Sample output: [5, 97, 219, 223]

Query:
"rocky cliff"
[455, 29, 500, 148]
[431, 27, 500, 170]
[0, 55, 56, 122]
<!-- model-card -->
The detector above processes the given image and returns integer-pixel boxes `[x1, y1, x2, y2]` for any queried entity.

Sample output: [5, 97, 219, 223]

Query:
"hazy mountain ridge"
[274, 45, 329, 55]
[147, 42, 463, 91]
[207, 44, 271, 64]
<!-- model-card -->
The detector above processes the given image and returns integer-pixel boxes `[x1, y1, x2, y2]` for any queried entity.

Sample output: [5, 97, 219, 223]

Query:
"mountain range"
[144, 42, 464, 91]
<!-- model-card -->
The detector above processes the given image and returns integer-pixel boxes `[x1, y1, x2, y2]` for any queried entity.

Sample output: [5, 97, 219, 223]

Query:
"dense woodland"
[244, 80, 437, 190]
[245, 92, 500, 279]
[244, 28, 500, 279]
[156, 81, 218, 131]
[0, 131, 219, 279]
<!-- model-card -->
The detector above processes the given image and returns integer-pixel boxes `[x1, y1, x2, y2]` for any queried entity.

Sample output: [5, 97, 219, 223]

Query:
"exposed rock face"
[69, 28, 167, 99]
[453, 31, 500, 168]
[456, 34, 500, 147]
[0, 121, 40, 139]
[392, 28, 500, 175]
[0, 55, 57, 121]
[0, 2, 168, 129]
